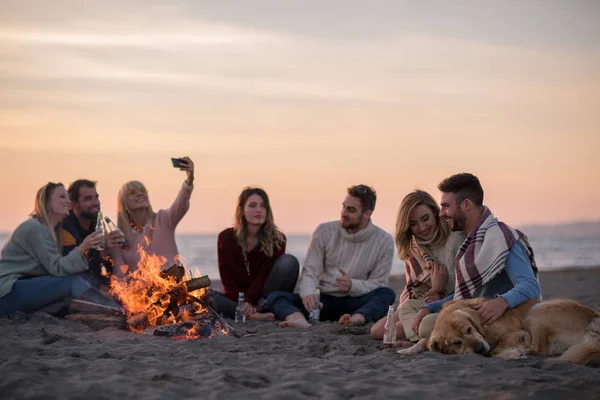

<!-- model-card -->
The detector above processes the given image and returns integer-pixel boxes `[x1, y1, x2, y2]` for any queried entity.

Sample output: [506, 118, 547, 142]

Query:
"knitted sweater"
[297, 220, 394, 298]
[0, 218, 89, 298]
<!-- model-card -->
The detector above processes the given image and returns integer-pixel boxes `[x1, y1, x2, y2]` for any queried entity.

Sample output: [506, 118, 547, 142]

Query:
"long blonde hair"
[395, 189, 449, 260]
[30, 182, 65, 250]
[117, 180, 155, 245]
[233, 187, 284, 257]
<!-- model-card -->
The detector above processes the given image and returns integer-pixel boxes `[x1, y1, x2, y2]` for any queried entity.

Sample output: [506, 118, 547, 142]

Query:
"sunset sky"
[0, 0, 599, 234]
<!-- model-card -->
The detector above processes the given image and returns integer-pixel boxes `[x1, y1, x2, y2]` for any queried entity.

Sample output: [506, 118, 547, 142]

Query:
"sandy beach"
[1, 268, 600, 399]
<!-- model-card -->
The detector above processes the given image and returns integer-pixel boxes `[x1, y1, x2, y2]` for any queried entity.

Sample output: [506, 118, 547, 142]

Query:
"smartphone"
[171, 158, 185, 168]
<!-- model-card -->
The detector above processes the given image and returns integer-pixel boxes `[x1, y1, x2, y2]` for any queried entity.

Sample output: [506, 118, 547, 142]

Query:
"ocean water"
[1, 232, 599, 280]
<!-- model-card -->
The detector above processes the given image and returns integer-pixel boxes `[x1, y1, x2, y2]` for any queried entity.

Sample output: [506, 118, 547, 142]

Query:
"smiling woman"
[0, 182, 119, 317]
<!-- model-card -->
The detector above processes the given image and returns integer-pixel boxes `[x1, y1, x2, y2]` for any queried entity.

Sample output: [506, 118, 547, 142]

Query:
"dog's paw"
[397, 338, 428, 355]
[494, 347, 528, 360]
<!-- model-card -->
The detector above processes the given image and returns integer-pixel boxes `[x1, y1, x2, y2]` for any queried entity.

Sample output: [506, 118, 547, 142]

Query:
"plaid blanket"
[453, 207, 538, 300]
[400, 238, 436, 305]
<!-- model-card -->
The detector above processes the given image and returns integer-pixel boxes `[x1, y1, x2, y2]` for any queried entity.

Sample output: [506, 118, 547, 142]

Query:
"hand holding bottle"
[105, 231, 126, 253]
[78, 231, 104, 255]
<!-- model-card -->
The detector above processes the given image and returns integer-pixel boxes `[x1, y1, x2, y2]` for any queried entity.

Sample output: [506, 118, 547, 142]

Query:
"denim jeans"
[213, 253, 300, 318]
[267, 287, 396, 323]
[0, 275, 91, 317]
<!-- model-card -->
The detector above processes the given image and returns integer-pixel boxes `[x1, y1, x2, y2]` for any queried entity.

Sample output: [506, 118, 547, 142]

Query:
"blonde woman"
[213, 187, 299, 320]
[0, 182, 117, 316]
[370, 190, 465, 342]
[110, 157, 194, 276]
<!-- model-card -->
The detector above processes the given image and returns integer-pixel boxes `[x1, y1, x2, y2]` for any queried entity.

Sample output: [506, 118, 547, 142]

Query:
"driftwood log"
[126, 275, 212, 331]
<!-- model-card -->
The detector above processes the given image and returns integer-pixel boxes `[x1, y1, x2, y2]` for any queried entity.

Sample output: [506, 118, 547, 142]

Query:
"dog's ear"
[456, 309, 486, 336]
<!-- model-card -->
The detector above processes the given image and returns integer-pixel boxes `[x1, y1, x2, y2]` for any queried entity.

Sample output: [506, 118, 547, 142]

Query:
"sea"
[1, 231, 599, 280]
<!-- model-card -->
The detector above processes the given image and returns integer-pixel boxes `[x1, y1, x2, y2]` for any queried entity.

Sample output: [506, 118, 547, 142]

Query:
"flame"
[109, 242, 220, 339]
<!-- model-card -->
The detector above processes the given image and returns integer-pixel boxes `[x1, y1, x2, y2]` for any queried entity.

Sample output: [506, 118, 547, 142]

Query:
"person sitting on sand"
[61, 179, 124, 289]
[267, 184, 395, 328]
[370, 190, 465, 342]
[412, 173, 541, 340]
[0, 182, 120, 317]
[213, 187, 299, 321]
[110, 157, 195, 277]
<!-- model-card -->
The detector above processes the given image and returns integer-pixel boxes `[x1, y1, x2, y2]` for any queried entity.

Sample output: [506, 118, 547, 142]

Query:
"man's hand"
[302, 293, 317, 313]
[429, 261, 448, 293]
[471, 297, 509, 326]
[335, 268, 352, 292]
[412, 308, 431, 335]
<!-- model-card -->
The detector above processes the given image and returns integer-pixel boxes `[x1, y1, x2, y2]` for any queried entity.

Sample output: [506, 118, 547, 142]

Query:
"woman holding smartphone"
[111, 157, 194, 277]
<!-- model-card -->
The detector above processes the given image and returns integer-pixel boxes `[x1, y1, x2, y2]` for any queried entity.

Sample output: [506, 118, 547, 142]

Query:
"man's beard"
[80, 210, 99, 221]
[450, 212, 467, 232]
[341, 214, 364, 231]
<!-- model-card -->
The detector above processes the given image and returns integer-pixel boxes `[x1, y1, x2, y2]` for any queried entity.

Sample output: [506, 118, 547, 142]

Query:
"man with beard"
[412, 173, 541, 339]
[267, 185, 395, 328]
[61, 180, 123, 289]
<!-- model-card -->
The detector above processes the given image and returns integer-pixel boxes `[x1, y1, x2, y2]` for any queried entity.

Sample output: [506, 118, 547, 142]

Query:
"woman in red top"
[213, 187, 299, 320]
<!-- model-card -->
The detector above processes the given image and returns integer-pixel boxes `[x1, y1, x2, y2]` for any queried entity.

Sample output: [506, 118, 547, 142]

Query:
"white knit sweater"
[297, 220, 394, 298]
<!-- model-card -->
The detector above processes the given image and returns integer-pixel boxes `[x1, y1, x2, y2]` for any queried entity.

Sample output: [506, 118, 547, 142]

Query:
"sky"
[0, 0, 599, 234]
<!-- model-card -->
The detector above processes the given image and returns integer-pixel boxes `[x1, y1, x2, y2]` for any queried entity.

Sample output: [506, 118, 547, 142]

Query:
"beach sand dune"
[2, 268, 600, 399]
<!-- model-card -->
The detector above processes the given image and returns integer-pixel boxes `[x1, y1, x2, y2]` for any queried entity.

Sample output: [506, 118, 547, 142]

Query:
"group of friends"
[0, 158, 541, 346]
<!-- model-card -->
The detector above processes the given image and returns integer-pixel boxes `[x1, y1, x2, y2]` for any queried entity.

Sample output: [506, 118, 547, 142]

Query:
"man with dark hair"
[267, 184, 395, 328]
[62, 180, 122, 289]
[412, 173, 541, 339]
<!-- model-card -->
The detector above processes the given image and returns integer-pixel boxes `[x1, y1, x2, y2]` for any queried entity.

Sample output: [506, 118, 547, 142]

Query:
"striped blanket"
[453, 207, 538, 300]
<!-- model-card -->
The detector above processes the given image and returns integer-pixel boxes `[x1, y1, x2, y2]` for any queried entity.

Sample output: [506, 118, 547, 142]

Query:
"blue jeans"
[267, 287, 395, 323]
[0, 275, 91, 317]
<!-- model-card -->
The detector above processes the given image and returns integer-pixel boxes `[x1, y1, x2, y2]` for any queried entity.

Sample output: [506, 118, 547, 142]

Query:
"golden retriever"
[398, 298, 600, 365]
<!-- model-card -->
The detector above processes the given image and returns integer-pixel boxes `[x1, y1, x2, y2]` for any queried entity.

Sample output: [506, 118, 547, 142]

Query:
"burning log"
[125, 275, 212, 331]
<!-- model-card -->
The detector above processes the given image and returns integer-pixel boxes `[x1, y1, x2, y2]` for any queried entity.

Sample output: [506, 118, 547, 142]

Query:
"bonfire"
[108, 246, 229, 339]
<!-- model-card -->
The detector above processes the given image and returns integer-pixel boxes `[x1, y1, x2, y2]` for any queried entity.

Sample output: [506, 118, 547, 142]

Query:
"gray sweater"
[297, 220, 394, 298]
[0, 218, 89, 298]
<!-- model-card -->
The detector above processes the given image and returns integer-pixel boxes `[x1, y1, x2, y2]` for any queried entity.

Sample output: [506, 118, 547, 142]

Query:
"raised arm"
[165, 157, 195, 230]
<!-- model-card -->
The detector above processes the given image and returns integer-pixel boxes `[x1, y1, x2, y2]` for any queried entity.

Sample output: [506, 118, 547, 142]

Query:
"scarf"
[453, 207, 538, 300]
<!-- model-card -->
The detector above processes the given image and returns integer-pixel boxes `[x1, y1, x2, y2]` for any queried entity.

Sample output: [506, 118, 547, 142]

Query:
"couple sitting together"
[221, 172, 540, 344]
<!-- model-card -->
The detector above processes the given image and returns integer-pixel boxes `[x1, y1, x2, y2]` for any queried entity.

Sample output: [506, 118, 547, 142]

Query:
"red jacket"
[217, 228, 286, 306]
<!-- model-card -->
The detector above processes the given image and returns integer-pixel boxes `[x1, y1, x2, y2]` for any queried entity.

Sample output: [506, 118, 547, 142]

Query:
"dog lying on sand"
[398, 298, 600, 365]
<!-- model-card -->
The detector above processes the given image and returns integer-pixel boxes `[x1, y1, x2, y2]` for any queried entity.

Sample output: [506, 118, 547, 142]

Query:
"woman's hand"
[104, 231, 126, 256]
[425, 290, 443, 303]
[243, 302, 257, 316]
[178, 157, 194, 186]
[78, 230, 104, 255]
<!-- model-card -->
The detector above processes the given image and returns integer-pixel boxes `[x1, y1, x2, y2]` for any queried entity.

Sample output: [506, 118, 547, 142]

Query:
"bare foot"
[247, 312, 275, 321]
[279, 318, 312, 328]
[338, 313, 366, 326]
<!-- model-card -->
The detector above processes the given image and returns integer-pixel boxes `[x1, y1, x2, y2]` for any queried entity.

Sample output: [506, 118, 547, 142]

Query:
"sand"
[2, 268, 600, 399]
